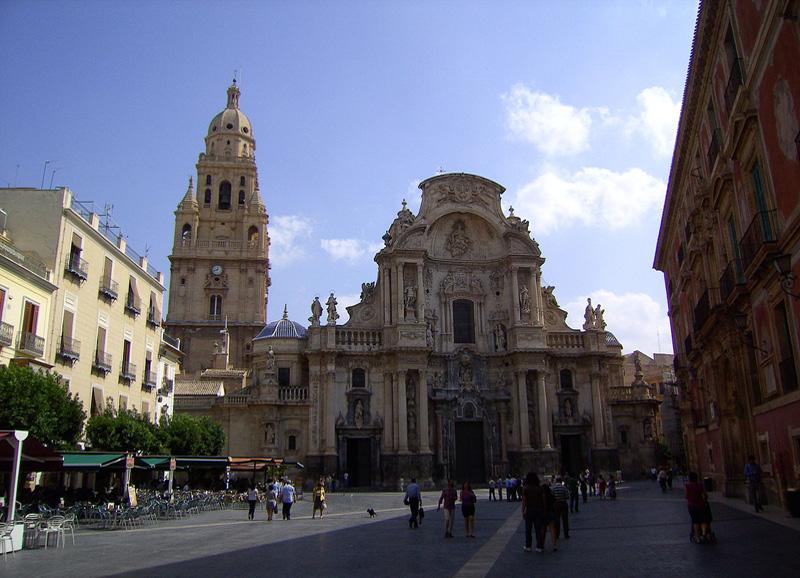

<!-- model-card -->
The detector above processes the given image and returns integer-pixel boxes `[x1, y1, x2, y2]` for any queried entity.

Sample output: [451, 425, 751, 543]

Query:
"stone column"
[383, 267, 391, 325]
[537, 371, 552, 449]
[436, 412, 444, 463]
[383, 371, 394, 452]
[498, 412, 508, 462]
[397, 263, 405, 322]
[416, 262, 424, 322]
[517, 371, 532, 450]
[511, 265, 520, 324]
[397, 370, 409, 453]
[325, 367, 337, 454]
[418, 369, 430, 453]
[590, 372, 607, 446]
[532, 269, 543, 326]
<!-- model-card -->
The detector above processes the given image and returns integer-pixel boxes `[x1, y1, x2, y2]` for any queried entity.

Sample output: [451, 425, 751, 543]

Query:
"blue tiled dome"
[255, 306, 307, 339]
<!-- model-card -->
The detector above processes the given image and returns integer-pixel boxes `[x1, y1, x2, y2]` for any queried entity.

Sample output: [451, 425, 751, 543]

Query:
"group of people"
[244, 477, 297, 521]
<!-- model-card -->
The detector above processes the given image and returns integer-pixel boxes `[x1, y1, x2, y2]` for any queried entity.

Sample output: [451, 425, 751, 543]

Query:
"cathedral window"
[218, 181, 232, 210]
[453, 299, 475, 344]
[204, 189, 211, 205]
[352, 368, 366, 388]
[240, 176, 246, 186]
[181, 224, 192, 242]
[248, 226, 259, 243]
[205, 175, 211, 186]
[239, 190, 246, 205]
[209, 295, 223, 318]
[559, 369, 573, 389]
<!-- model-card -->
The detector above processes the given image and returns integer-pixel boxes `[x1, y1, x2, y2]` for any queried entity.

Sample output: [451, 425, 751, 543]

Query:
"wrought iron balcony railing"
[720, 259, 746, 302]
[17, 331, 45, 356]
[125, 294, 142, 317]
[739, 209, 779, 273]
[143, 371, 158, 389]
[0, 321, 13, 346]
[93, 350, 113, 373]
[120, 361, 137, 382]
[147, 308, 161, 327]
[64, 253, 89, 282]
[99, 278, 119, 301]
[57, 336, 81, 362]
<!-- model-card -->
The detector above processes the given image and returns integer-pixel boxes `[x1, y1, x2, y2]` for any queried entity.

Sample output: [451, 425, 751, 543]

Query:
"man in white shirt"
[281, 479, 295, 520]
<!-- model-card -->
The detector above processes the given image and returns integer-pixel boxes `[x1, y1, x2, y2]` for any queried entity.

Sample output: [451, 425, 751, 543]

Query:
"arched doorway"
[454, 402, 485, 483]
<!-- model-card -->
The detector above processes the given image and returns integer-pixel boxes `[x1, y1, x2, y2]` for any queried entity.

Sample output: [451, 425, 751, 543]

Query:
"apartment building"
[0, 187, 177, 422]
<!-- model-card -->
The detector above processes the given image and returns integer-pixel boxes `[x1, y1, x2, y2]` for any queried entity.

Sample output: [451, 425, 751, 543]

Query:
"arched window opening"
[288, 435, 297, 451]
[248, 226, 259, 243]
[352, 368, 366, 388]
[238, 190, 246, 205]
[204, 189, 211, 205]
[453, 299, 475, 344]
[180, 224, 192, 242]
[205, 175, 211, 186]
[218, 181, 232, 210]
[559, 369, 573, 389]
[240, 176, 246, 186]
[209, 295, 223, 317]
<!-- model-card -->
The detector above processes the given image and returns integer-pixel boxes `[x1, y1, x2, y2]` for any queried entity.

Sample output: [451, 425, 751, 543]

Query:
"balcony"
[93, 351, 113, 374]
[724, 58, 744, 114]
[739, 210, 779, 273]
[99, 278, 119, 301]
[125, 294, 142, 317]
[162, 333, 181, 350]
[208, 314, 223, 322]
[693, 290, 710, 332]
[147, 308, 161, 328]
[64, 254, 89, 282]
[57, 336, 81, 362]
[17, 331, 45, 357]
[278, 386, 309, 402]
[143, 371, 158, 389]
[335, 329, 383, 351]
[720, 259, 746, 302]
[120, 361, 137, 382]
[0, 321, 13, 346]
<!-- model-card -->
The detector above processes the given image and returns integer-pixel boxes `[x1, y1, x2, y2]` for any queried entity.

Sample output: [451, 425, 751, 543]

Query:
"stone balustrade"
[335, 329, 382, 350]
[546, 332, 585, 349]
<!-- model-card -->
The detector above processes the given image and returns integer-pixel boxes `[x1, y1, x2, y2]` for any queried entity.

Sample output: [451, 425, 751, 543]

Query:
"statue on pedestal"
[309, 296, 323, 326]
[326, 292, 339, 325]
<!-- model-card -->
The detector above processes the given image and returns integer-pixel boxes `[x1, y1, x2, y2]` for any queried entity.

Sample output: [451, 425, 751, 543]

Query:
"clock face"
[211, 265, 223, 275]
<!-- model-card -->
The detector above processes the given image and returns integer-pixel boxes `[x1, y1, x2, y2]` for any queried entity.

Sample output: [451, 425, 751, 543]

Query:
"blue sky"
[0, 0, 698, 355]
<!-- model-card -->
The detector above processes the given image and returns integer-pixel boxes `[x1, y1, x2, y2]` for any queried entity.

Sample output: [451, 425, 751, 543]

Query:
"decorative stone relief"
[489, 269, 504, 292]
[360, 282, 375, 304]
[445, 219, 472, 258]
[774, 78, 799, 160]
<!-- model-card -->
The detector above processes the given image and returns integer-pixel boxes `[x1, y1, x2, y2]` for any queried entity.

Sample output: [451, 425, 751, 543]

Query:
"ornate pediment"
[440, 269, 484, 296]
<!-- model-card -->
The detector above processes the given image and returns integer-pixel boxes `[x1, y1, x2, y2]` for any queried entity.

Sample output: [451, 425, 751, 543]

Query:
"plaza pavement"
[3, 481, 799, 577]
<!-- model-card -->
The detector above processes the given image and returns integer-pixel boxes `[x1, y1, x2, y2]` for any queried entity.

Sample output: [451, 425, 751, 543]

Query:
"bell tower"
[165, 80, 270, 373]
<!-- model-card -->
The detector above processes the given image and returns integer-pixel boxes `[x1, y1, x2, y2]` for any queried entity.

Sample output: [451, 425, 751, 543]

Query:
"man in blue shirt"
[404, 477, 422, 528]
[744, 455, 764, 512]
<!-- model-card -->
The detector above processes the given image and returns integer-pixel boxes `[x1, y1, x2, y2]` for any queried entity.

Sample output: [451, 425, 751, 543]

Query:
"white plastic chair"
[39, 515, 66, 549]
[0, 523, 15, 560]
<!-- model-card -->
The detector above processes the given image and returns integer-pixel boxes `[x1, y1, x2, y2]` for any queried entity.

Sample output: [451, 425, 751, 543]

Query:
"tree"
[0, 364, 86, 448]
[161, 414, 225, 455]
[85, 407, 162, 454]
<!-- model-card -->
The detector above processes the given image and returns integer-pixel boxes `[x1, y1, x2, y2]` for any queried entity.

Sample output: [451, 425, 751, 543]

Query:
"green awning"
[138, 456, 170, 469]
[173, 456, 228, 468]
[62, 452, 126, 470]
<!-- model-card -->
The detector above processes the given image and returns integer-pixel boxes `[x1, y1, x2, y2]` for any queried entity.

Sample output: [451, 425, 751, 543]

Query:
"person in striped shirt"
[550, 476, 571, 543]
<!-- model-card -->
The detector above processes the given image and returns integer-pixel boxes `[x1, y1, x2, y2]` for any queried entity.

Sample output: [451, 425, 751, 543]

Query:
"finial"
[437, 166, 444, 174]
[282, 304, 288, 320]
[226, 79, 240, 109]
[401, 198, 407, 210]
[188, 176, 193, 188]
[509, 206, 515, 216]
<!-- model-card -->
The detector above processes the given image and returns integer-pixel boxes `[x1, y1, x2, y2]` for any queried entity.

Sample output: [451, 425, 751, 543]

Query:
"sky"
[0, 0, 699, 355]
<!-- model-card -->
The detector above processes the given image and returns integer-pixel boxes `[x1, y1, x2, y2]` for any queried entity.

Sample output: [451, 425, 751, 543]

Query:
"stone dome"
[207, 80, 253, 139]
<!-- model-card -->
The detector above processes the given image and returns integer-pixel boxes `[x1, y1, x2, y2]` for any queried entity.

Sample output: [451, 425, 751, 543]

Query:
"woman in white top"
[247, 484, 259, 520]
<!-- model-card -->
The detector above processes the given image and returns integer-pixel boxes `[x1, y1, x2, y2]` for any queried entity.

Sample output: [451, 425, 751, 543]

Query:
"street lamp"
[773, 254, 800, 300]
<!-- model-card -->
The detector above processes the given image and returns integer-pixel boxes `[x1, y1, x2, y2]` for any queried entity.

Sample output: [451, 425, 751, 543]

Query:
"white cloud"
[269, 215, 313, 266]
[503, 84, 593, 156]
[564, 290, 673, 355]
[511, 166, 665, 235]
[626, 86, 682, 157]
[334, 292, 362, 324]
[320, 238, 381, 264]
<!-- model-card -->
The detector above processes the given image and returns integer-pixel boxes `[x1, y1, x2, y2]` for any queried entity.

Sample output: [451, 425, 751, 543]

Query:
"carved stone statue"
[594, 304, 606, 329]
[266, 346, 275, 371]
[445, 219, 472, 258]
[634, 352, 643, 375]
[404, 285, 417, 314]
[519, 284, 531, 315]
[265, 423, 275, 446]
[309, 296, 323, 325]
[458, 351, 474, 390]
[326, 292, 339, 325]
[426, 322, 434, 347]
[355, 400, 365, 428]
[360, 282, 375, 304]
[564, 398, 573, 417]
[643, 419, 653, 439]
[583, 298, 596, 330]
[493, 323, 507, 351]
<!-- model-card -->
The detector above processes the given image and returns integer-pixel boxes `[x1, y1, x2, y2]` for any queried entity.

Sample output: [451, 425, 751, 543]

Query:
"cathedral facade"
[172, 84, 658, 487]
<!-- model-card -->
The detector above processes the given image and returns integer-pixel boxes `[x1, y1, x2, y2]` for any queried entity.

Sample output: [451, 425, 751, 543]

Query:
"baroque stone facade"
[178, 170, 642, 486]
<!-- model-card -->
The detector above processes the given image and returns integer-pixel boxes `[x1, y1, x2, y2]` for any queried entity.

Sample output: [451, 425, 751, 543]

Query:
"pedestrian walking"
[404, 477, 422, 528]
[744, 455, 764, 512]
[247, 484, 259, 520]
[587, 470, 596, 496]
[312, 477, 326, 519]
[488, 478, 496, 502]
[460, 481, 477, 538]
[597, 475, 606, 500]
[579, 473, 588, 504]
[658, 467, 668, 492]
[437, 479, 458, 538]
[506, 477, 513, 502]
[543, 481, 560, 551]
[281, 478, 295, 520]
[521, 472, 548, 553]
[607, 474, 617, 500]
[551, 477, 570, 539]
[497, 478, 503, 501]
[565, 473, 579, 513]
[685, 472, 712, 543]
[266, 482, 277, 521]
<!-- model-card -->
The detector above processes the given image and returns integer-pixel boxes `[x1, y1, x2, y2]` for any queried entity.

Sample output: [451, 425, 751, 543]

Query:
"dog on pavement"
[367, 508, 377, 518]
